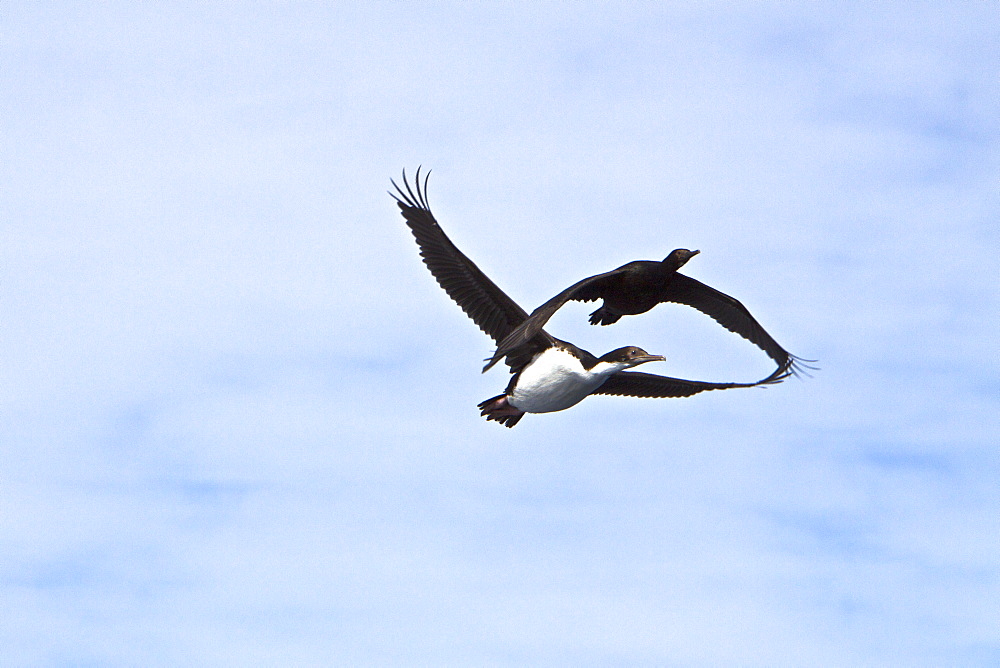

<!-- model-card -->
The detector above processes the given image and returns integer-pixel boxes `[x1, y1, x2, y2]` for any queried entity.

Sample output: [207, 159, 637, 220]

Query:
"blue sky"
[2, 2, 998, 665]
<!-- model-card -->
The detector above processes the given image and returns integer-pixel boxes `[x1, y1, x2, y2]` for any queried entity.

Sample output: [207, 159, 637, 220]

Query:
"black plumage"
[485, 240, 814, 379]
[391, 168, 788, 427]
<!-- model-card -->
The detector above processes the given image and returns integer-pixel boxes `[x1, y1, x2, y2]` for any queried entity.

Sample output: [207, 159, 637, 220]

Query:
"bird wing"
[483, 269, 623, 371]
[392, 169, 549, 359]
[663, 273, 812, 377]
[594, 365, 789, 399]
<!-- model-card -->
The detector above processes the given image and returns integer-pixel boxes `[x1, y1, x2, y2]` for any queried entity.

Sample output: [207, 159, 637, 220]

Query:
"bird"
[483, 232, 813, 379]
[391, 168, 789, 427]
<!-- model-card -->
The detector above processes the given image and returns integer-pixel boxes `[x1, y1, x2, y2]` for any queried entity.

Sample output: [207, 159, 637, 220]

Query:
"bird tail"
[477, 394, 524, 428]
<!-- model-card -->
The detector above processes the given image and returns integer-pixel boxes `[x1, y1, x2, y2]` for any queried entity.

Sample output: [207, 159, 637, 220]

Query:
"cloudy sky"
[3, 2, 998, 665]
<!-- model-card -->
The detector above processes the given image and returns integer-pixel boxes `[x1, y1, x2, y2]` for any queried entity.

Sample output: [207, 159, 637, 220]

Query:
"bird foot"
[477, 394, 524, 427]
[588, 307, 622, 326]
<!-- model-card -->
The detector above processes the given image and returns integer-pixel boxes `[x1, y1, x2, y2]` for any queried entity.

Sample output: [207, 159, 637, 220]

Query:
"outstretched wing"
[483, 269, 623, 371]
[392, 168, 549, 362]
[594, 364, 789, 399]
[663, 274, 815, 378]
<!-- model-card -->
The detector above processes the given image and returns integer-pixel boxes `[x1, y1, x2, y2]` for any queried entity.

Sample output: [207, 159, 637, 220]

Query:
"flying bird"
[392, 168, 788, 427]
[484, 231, 813, 378]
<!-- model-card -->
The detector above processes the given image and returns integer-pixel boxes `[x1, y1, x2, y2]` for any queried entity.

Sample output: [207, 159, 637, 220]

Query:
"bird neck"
[588, 360, 631, 378]
[660, 257, 683, 273]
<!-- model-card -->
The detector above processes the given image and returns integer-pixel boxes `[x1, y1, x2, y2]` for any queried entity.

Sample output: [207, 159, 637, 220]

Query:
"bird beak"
[631, 354, 665, 366]
[690, 250, 701, 257]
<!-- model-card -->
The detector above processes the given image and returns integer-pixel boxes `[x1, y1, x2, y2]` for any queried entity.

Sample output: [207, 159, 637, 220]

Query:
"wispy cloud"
[2, 3, 998, 665]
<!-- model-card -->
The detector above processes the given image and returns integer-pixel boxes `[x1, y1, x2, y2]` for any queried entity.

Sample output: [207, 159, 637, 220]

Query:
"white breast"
[509, 348, 615, 414]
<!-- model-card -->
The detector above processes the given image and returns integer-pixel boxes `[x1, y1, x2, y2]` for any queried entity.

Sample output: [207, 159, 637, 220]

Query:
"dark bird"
[392, 168, 788, 427]
[484, 234, 813, 379]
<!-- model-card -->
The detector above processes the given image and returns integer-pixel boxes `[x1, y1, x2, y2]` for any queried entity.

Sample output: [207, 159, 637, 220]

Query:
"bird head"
[599, 346, 666, 369]
[662, 248, 700, 271]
